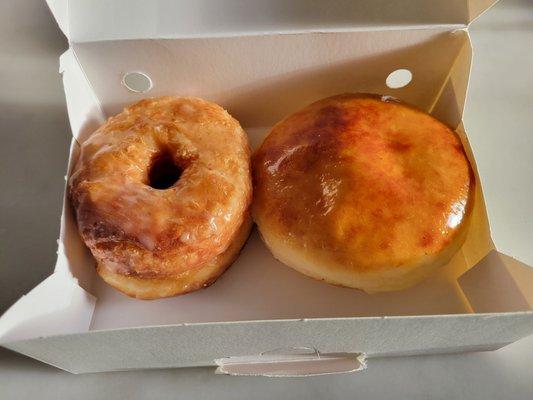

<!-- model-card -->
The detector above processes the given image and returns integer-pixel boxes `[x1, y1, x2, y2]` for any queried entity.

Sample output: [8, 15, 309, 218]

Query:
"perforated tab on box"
[214, 347, 367, 377]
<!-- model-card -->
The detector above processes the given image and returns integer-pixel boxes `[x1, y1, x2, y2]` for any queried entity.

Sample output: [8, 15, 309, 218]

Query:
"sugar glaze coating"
[69, 97, 252, 299]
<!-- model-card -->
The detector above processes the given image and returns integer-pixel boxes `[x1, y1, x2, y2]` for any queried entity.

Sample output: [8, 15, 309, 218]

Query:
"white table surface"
[1, 1, 532, 398]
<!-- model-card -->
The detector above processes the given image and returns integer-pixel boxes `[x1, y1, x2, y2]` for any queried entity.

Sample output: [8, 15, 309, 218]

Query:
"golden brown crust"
[69, 96, 252, 298]
[253, 93, 474, 292]
[97, 213, 253, 300]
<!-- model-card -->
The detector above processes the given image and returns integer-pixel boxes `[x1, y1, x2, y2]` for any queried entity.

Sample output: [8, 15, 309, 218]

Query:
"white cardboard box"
[1, 0, 532, 375]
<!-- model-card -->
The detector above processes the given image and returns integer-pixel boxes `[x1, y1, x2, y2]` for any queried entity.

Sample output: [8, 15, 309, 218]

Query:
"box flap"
[4, 312, 533, 373]
[0, 272, 95, 343]
[45, 0, 68, 37]
[47, 0, 497, 43]
[464, 119, 533, 267]
[468, 0, 499, 24]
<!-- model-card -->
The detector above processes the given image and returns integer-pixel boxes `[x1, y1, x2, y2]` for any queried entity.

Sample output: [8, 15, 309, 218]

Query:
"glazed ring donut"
[253, 93, 474, 293]
[69, 96, 252, 299]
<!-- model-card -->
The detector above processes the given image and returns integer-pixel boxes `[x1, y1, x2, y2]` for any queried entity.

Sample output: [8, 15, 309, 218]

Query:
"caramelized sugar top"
[253, 94, 474, 271]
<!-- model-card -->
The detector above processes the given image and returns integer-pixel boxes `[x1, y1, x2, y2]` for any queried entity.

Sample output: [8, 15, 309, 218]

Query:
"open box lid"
[47, 0, 497, 42]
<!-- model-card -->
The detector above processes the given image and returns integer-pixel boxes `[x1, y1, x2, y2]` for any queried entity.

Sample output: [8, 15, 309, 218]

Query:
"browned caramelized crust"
[253, 94, 474, 292]
[69, 96, 252, 299]
[97, 213, 252, 300]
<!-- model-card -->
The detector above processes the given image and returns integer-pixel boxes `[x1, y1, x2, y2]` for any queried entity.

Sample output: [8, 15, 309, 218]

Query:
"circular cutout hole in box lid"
[386, 69, 412, 89]
[122, 71, 153, 93]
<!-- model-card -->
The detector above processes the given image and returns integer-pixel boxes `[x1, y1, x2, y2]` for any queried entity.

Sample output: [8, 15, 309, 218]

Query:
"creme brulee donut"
[69, 96, 252, 299]
[253, 93, 474, 293]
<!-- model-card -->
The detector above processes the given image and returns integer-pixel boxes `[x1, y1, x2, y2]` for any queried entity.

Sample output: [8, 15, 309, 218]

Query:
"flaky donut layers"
[253, 94, 474, 293]
[69, 97, 252, 299]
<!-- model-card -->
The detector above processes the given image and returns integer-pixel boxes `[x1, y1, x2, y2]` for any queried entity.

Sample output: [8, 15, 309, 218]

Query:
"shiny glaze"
[253, 94, 474, 272]
[70, 97, 252, 280]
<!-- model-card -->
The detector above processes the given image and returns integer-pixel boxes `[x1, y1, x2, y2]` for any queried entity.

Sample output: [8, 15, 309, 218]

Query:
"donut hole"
[148, 151, 182, 190]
